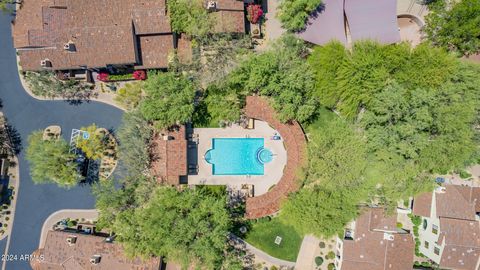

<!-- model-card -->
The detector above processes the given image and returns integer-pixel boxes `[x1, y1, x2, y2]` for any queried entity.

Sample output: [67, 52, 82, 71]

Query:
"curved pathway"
[244, 96, 307, 219]
[0, 13, 123, 270]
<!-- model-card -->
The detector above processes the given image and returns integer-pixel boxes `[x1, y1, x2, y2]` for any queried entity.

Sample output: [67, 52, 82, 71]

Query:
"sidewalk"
[38, 209, 98, 248]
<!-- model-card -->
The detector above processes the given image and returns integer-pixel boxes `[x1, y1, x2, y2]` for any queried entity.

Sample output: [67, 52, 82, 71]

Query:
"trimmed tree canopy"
[140, 72, 196, 129]
[26, 131, 81, 188]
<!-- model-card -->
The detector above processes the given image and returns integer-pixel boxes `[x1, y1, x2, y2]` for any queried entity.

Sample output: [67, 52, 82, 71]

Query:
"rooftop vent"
[66, 236, 77, 246]
[206, 1, 217, 12]
[90, 255, 101, 265]
[63, 41, 76, 52]
[383, 233, 394, 241]
[40, 59, 52, 68]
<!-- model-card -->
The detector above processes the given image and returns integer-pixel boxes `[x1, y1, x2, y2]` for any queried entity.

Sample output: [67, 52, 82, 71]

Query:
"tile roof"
[436, 185, 479, 220]
[209, 0, 245, 33]
[244, 96, 307, 219]
[150, 125, 187, 185]
[412, 192, 433, 217]
[439, 218, 480, 270]
[137, 35, 174, 69]
[12, 0, 175, 71]
[30, 230, 161, 270]
[341, 208, 414, 270]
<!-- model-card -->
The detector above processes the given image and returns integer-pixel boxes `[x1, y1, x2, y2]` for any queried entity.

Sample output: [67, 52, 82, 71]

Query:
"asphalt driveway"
[0, 12, 123, 269]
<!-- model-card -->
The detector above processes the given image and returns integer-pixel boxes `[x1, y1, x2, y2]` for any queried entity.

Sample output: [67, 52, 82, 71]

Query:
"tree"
[226, 35, 318, 123]
[111, 187, 231, 269]
[280, 108, 369, 236]
[26, 131, 81, 188]
[167, 0, 213, 37]
[75, 124, 108, 160]
[117, 110, 153, 176]
[140, 72, 196, 129]
[114, 82, 143, 110]
[277, 0, 323, 31]
[424, 0, 480, 56]
[281, 187, 359, 237]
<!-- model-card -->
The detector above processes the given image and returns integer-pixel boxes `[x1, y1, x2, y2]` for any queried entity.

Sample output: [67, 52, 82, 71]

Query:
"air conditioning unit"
[66, 236, 77, 245]
[206, 1, 217, 12]
[90, 255, 101, 265]
[40, 59, 52, 68]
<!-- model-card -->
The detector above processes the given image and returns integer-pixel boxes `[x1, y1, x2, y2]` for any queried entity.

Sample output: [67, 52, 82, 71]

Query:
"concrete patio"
[189, 120, 287, 196]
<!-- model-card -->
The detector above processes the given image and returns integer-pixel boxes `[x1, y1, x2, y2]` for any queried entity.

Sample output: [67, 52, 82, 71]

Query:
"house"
[30, 230, 161, 270]
[12, 0, 246, 74]
[413, 185, 480, 270]
[335, 207, 414, 270]
[298, 0, 400, 46]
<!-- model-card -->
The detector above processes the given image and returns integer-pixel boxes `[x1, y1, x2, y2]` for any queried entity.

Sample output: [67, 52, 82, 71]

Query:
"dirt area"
[398, 16, 423, 47]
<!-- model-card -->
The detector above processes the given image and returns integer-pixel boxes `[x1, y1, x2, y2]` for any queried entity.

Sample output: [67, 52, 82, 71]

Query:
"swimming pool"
[205, 138, 273, 175]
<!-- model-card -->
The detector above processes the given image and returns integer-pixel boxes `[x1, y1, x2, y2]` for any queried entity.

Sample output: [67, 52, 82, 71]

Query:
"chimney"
[66, 236, 77, 246]
[206, 1, 217, 12]
[40, 59, 52, 68]
[90, 255, 101, 265]
[63, 41, 76, 52]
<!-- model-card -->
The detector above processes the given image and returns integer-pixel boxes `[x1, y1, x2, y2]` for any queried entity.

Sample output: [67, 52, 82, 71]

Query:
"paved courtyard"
[189, 120, 287, 196]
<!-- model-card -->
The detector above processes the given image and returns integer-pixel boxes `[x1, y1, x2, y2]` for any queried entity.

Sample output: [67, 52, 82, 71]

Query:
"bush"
[328, 263, 335, 270]
[397, 222, 403, 228]
[278, 0, 323, 31]
[459, 170, 472, 179]
[4, 217, 9, 221]
[246, 4, 263, 24]
[326, 251, 335, 260]
[319, 242, 326, 248]
[315, 256, 324, 266]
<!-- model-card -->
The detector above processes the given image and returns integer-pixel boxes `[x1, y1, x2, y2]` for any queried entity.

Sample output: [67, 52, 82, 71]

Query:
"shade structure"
[344, 0, 400, 44]
[297, 0, 347, 45]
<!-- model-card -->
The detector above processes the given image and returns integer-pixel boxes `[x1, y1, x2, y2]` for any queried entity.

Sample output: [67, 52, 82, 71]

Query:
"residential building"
[413, 185, 480, 270]
[30, 230, 161, 270]
[12, 0, 245, 74]
[335, 207, 414, 270]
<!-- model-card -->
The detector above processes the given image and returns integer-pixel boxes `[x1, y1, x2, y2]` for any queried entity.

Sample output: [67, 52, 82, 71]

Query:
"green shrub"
[396, 222, 403, 228]
[328, 263, 335, 270]
[459, 170, 472, 179]
[326, 251, 335, 260]
[108, 73, 133, 81]
[315, 256, 324, 266]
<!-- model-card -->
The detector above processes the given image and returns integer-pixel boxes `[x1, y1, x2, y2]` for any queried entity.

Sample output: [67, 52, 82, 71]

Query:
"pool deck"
[189, 121, 287, 196]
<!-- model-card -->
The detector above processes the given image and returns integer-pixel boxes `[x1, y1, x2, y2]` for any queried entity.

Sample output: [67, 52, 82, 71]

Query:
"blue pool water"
[205, 138, 273, 175]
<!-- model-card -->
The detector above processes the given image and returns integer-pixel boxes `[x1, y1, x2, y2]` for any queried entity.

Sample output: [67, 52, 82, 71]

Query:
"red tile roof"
[244, 96, 307, 219]
[210, 0, 245, 33]
[12, 0, 176, 71]
[137, 35, 174, 69]
[436, 185, 480, 220]
[30, 230, 160, 270]
[150, 125, 187, 185]
[341, 208, 414, 270]
[439, 218, 480, 270]
[412, 192, 433, 217]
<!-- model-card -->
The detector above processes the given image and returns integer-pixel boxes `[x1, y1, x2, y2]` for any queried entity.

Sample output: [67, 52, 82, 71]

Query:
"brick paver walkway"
[244, 96, 307, 219]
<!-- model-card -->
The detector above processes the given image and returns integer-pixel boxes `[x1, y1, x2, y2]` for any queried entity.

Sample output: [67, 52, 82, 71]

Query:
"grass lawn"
[245, 218, 303, 262]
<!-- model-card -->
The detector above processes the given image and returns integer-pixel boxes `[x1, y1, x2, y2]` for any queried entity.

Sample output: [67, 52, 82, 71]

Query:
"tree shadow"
[4, 122, 22, 155]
